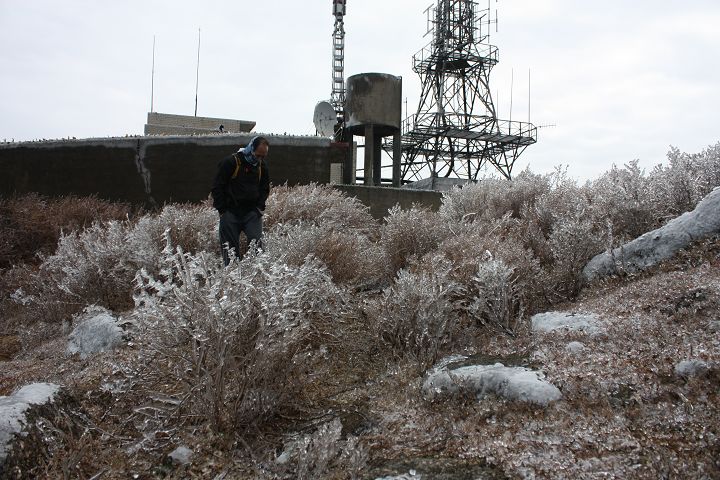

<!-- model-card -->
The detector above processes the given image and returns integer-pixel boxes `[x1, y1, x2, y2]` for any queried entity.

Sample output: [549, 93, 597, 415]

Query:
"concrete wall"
[0, 134, 445, 217]
[334, 184, 443, 219]
[0, 134, 347, 208]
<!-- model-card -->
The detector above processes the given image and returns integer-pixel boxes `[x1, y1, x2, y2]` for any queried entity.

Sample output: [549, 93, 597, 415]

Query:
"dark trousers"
[219, 209, 263, 265]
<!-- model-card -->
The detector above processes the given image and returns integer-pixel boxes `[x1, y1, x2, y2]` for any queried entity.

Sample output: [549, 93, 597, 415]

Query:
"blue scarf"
[238, 136, 261, 166]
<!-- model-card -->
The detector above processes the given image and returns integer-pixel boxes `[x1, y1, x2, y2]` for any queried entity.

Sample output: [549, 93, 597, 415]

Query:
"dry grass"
[0, 193, 133, 269]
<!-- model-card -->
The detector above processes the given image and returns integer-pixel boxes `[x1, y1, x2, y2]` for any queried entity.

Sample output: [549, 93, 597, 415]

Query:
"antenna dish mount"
[313, 101, 337, 137]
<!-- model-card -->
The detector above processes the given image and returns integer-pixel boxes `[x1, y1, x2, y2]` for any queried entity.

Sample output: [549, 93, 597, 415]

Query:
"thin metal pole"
[509, 68, 514, 124]
[150, 35, 155, 112]
[528, 68, 531, 123]
[194, 28, 200, 117]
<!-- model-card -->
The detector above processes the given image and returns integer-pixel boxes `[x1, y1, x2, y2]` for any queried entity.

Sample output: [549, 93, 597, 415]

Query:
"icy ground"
[1, 242, 719, 478]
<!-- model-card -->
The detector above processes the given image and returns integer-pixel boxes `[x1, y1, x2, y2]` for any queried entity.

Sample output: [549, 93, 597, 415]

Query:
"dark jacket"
[211, 152, 270, 215]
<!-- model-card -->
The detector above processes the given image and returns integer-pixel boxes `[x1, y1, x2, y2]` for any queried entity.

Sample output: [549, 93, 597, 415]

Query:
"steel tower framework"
[330, 0, 347, 117]
[389, 0, 537, 182]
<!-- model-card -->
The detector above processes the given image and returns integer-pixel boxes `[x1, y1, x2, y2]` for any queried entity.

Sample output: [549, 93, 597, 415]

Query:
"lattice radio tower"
[330, 0, 347, 119]
[390, 0, 537, 182]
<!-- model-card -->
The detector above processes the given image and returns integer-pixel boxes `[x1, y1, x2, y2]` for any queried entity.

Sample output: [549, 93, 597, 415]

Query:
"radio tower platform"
[388, 0, 537, 183]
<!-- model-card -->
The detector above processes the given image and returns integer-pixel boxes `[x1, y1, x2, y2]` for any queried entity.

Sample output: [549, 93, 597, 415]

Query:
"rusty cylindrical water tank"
[345, 73, 402, 136]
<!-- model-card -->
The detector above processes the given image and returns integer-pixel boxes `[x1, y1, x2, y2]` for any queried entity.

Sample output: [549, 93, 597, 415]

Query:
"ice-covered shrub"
[40, 220, 137, 311]
[526, 170, 585, 237]
[649, 143, 720, 217]
[587, 161, 657, 242]
[584, 144, 720, 244]
[370, 257, 462, 368]
[433, 222, 547, 314]
[264, 183, 376, 233]
[147, 203, 216, 253]
[127, 203, 218, 274]
[1, 264, 77, 345]
[265, 223, 388, 287]
[133, 245, 345, 432]
[380, 204, 450, 274]
[465, 255, 524, 333]
[274, 419, 368, 480]
[438, 169, 552, 224]
[546, 212, 606, 299]
[436, 170, 602, 305]
[33, 204, 220, 314]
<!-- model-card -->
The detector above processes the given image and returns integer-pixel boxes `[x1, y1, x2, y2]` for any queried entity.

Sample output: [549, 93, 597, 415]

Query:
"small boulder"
[423, 358, 561, 407]
[0, 383, 61, 467]
[375, 471, 421, 480]
[168, 445, 193, 466]
[66, 306, 126, 358]
[566, 341, 586, 354]
[531, 311, 604, 335]
[675, 359, 709, 378]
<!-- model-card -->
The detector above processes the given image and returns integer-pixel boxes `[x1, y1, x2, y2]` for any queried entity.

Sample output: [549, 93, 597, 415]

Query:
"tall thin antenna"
[424, 4, 434, 37]
[194, 28, 201, 117]
[487, 0, 490, 35]
[509, 68, 514, 124]
[528, 68, 531, 123]
[150, 35, 156, 112]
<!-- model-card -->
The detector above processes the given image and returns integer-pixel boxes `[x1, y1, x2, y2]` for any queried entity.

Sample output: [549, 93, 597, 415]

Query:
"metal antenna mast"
[330, 1, 347, 120]
[389, 0, 537, 182]
[194, 28, 201, 117]
[150, 35, 156, 112]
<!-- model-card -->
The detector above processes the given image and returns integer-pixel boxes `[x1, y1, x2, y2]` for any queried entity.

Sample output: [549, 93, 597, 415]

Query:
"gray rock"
[67, 306, 125, 358]
[375, 471, 421, 480]
[583, 187, 720, 281]
[531, 311, 604, 335]
[708, 320, 720, 333]
[0, 383, 60, 466]
[675, 359, 709, 378]
[168, 445, 193, 465]
[423, 360, 561, 407]
[566, 341, 586, 353]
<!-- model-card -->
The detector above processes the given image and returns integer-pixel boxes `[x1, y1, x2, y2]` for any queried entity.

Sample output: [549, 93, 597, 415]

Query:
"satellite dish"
[313, 101, 337, 137]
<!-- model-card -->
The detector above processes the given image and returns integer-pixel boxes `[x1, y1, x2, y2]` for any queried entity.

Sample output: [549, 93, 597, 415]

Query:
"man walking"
[211, 136, 271, 265]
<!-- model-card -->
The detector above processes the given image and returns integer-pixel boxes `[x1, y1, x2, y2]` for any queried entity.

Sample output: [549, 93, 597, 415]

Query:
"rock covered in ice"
[531, 311, 604, 335]
[423, 359, 561, 407]
[566, 341, 586, 353]
[583, 187, 720, 281]
[0, 383, 60, 465]
[168, 445, 193, 465]
[66, 306, 126, 358]
[675, 359, 709, 378]
[375, 471, 421, 480]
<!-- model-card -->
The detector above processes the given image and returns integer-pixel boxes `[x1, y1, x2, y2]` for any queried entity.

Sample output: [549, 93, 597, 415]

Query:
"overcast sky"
[1, 0, 719, 181]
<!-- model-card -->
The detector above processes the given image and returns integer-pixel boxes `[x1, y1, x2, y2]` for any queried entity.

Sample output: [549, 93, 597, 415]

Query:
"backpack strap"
[231, 153, 241, 179]
[231, 153, 262, 180]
